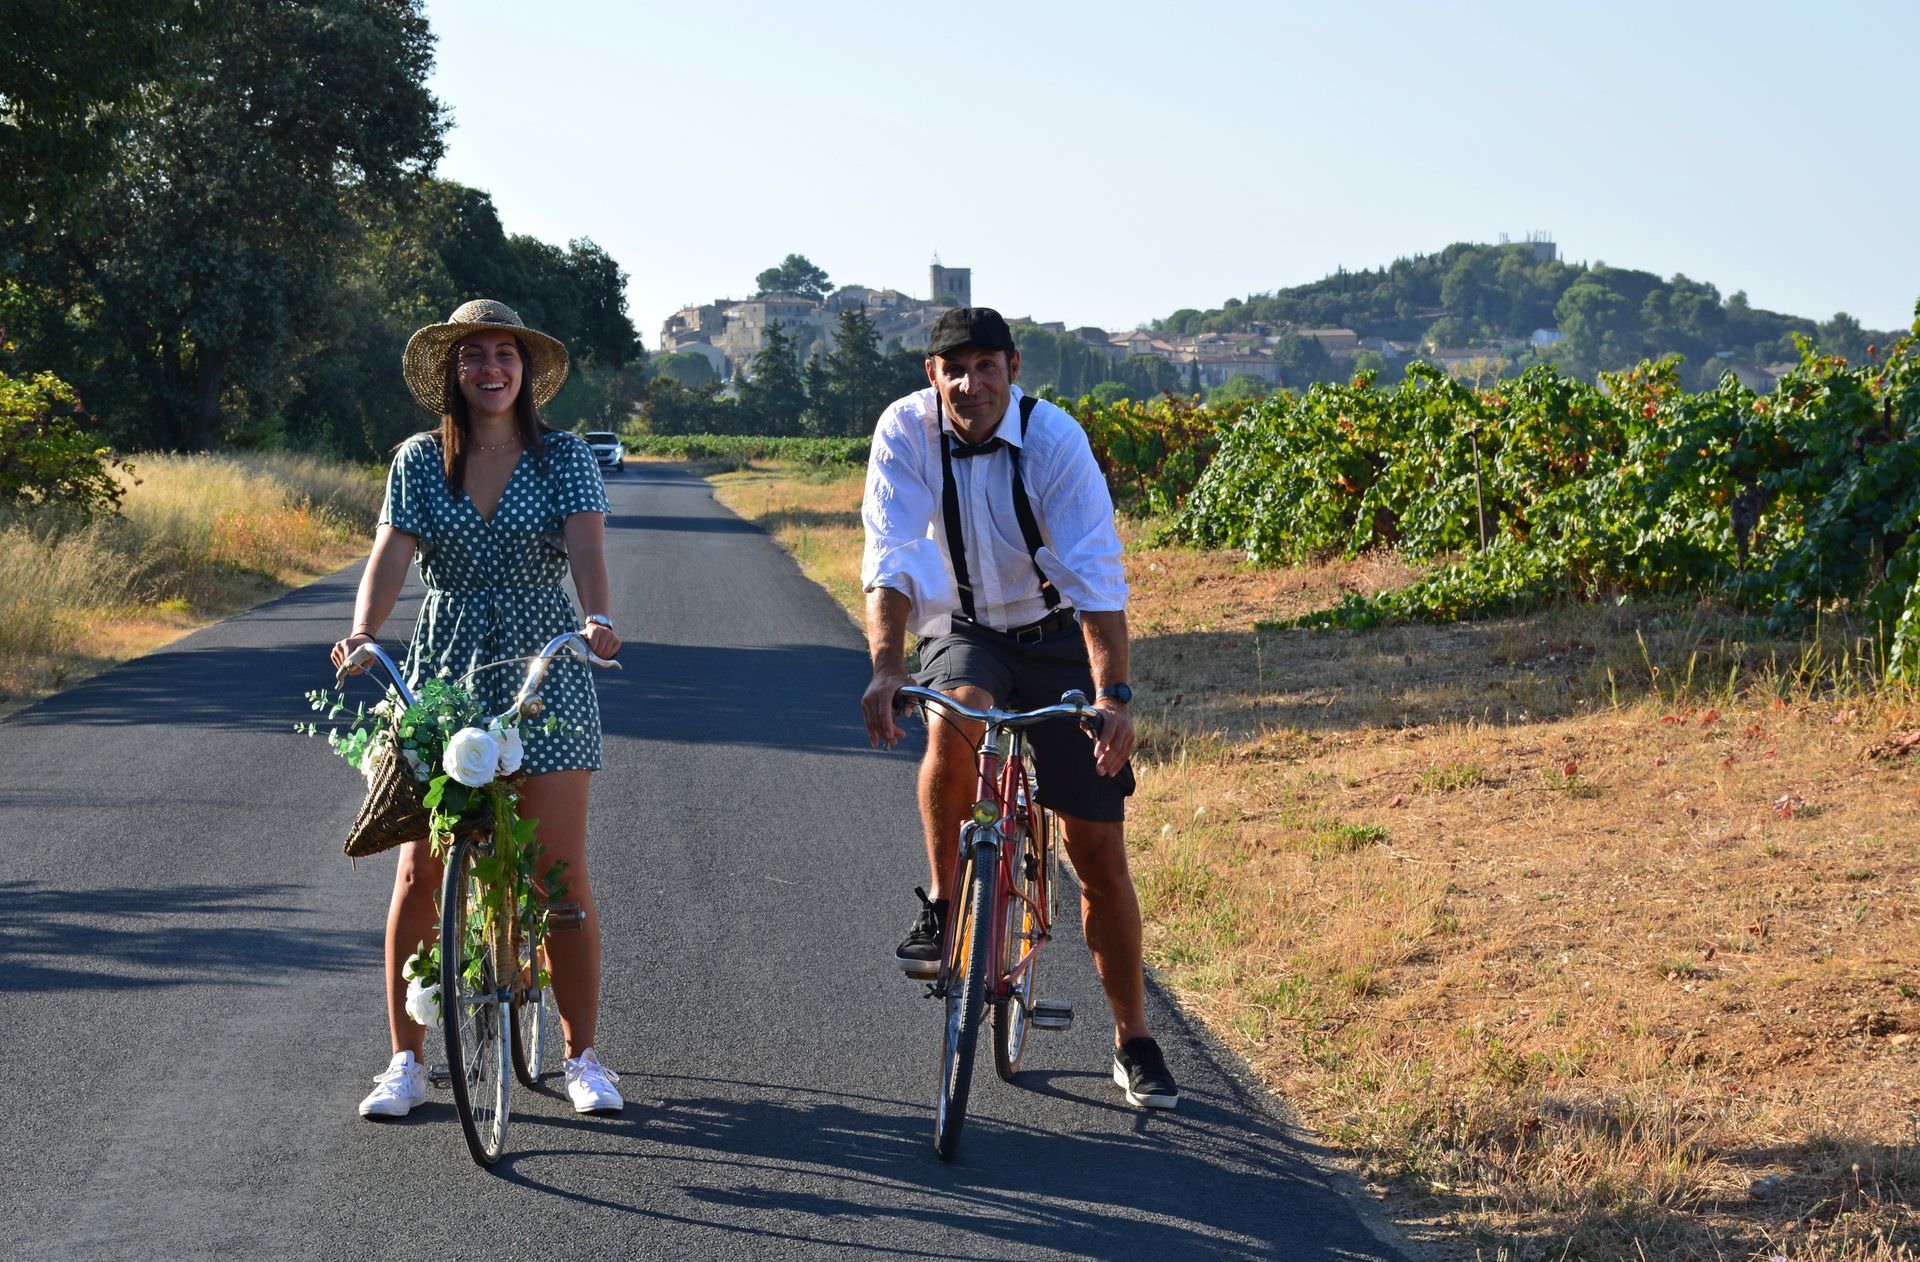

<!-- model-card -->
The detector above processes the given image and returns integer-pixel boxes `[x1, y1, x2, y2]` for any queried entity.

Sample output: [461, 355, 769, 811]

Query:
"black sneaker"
[1113, 1037, 1179, 1109]
[895, 887, 946, 978]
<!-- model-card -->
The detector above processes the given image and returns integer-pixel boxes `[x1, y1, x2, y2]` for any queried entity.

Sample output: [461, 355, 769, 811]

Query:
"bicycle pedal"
[1030, 999, 1074, 1031]
[544, 900, 585, 933]
[426, 1064, 453, 1089]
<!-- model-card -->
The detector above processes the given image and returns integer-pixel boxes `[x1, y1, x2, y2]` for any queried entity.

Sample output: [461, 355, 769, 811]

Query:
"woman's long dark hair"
[436, 334, 553, 489]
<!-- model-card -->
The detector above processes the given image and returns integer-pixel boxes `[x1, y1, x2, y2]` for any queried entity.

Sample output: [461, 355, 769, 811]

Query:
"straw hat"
[402, 299, 569, 414]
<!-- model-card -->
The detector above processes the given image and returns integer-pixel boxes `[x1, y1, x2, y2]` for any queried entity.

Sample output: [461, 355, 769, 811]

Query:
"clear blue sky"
[423, 0, 1919, 348]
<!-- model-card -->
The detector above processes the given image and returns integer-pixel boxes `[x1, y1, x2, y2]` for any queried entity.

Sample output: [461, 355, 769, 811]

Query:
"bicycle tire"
[442, 834, 513, 1166]
[934, 836, 996, 1160]
[510, 928, 552, 1089]
[994, 795, 1046, 1080]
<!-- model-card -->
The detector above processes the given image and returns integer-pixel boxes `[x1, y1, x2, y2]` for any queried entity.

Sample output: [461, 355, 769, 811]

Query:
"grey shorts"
[915, 615, 1134, 823]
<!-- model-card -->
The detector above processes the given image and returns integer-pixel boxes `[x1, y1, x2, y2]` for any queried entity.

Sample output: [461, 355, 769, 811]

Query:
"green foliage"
[1064, 391, 1221, 518]
[3, 6, 642, 458]
[812, 305, 894, 437]
[1147, 241, 1898, 388]
[651, 350, 717, 387]
[0, 0, 228, 231]
[1208, 374, 1270, 405]
[0, 370, 131, 516]
[754, 254, 831, 301]
[735, 323, 809, 437]
[1169, 303, 1920, 682]
[1010, 324, 1118, 396]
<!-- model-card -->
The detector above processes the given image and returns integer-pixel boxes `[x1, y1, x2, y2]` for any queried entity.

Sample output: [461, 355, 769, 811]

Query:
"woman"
[330, 299, 624, 1118]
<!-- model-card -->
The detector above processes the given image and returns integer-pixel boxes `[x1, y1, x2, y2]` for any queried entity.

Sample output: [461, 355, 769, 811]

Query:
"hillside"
[1150, 240, 1902, 390]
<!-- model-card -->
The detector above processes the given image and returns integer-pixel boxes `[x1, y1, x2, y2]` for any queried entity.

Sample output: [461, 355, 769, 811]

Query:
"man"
[859, 307, 1177, 1109]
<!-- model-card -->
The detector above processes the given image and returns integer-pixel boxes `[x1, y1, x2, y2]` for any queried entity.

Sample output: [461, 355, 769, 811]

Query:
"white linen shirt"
[861, 384, 1128, 638]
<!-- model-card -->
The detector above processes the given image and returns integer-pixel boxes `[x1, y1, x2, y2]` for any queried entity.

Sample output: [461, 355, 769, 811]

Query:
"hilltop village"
[657, 260, 1424, 392]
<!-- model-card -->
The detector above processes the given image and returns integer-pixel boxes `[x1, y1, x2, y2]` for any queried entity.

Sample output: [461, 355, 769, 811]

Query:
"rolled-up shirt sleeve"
[861, 401, 955, 625]
[1032, 417, 1128, 611]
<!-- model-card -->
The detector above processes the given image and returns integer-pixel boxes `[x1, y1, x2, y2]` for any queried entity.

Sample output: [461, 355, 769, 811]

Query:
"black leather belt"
[956, 607, 1079, 645]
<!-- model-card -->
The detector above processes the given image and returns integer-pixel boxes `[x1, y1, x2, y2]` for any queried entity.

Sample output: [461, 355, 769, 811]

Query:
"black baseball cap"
[926, 307, 1017, 358]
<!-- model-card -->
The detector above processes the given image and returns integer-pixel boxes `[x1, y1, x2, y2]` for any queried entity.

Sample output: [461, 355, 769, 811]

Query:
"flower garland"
[306, 672, 567, 1027]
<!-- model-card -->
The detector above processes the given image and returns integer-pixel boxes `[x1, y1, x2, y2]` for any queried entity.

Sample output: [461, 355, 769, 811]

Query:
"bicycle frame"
[893, 686, 1097, 1003]
[335, 630, 617, 1165]
[946, 727, 1045, 1004]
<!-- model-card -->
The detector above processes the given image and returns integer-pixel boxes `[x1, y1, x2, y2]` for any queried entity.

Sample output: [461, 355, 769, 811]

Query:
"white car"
[583, 431, 625, 473]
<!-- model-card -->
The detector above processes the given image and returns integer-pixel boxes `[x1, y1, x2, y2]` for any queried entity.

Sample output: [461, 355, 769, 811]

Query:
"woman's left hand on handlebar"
[1090, 698, 1135, 777]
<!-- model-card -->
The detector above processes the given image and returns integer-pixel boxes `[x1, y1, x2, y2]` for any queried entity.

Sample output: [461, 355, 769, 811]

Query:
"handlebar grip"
[1080, 709, 1105, 738]
[335, 641, 379, 688]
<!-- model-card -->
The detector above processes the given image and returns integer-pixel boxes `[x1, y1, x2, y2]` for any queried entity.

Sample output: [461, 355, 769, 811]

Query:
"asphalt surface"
[0, 462, 1404, 1261]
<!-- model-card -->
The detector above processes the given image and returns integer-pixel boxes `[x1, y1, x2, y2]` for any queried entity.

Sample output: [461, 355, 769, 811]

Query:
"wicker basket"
[343, 722, 433, 858]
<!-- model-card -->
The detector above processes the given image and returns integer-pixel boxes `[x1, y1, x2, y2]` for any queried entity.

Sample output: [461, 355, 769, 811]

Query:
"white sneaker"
[358, 1050, 427, 1118]
[564, 1047, 623, 1114]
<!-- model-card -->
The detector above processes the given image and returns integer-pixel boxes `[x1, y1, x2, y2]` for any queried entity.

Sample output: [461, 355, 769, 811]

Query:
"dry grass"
[0, 453, 380, 713]
[722, 462, 1920, 1262]
[709, 464, 866, 620]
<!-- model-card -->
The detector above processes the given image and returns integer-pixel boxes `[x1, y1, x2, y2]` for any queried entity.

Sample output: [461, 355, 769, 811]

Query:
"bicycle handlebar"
[336, 631, 619, 723]
[894, 683, 1105, 738]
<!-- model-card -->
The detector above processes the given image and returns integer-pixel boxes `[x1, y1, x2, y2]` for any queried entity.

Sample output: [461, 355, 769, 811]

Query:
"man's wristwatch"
[1095, 683, 1133, 705]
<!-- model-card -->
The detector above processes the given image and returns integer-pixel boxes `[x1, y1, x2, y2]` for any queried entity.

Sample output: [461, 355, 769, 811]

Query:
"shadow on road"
[600, 642, 906, 759]
[6, 642, 338, 731]
[478, 1061, 1380, 1261]
[0, 880, 370, 992]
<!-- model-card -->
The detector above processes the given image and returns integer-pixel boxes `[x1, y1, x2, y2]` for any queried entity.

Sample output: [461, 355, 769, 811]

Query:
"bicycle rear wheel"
[510, 929, 552, 1089]
[442, 835, 513, 1166]
[994, 798, 1051, 1080]
[934, 837, 996, 1160]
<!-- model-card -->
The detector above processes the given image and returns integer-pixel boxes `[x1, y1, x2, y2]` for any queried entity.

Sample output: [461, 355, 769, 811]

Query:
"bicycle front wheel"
[442, 835, 513, 1167]
[935, 838, 996, 1161]
[994, 807, 1049, 1080]
[510, 929, 553, 1089]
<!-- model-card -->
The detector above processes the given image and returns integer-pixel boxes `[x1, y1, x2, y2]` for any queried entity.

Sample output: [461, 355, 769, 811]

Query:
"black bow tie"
[950, 436, 1007, 459]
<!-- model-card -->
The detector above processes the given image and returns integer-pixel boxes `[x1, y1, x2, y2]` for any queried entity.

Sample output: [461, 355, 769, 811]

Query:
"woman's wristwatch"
[584, 614, 614, 632]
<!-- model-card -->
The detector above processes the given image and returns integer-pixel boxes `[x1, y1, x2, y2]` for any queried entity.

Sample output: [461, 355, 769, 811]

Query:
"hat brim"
[402, 321, 570, 415]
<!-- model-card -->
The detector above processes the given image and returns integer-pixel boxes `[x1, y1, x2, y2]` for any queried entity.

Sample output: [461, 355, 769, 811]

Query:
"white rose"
[488, 719, 524, 776]
[404, 977, 441, 1027]
[443, 726, 500, 787]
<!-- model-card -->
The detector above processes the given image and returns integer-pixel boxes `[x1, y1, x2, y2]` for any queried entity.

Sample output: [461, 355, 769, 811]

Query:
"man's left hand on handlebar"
[1089, 697, 1135, 777]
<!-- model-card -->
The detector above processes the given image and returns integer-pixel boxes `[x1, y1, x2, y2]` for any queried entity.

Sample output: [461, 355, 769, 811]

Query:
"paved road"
[0, 464, 1403, 1261]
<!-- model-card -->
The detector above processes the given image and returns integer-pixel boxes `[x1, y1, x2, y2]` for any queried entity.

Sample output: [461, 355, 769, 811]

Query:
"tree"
[0, 369, 131, 516]
[820, 305, 893, 436]
[753, 253, 831, 301]
[736, 323, 808, 435]
[1818, 312, 1869, 362]
[1207, 374, 1269, 405]
[0, 0, 228, 232]
[78, 0, 446, 449]
[651, 351, 717, 387]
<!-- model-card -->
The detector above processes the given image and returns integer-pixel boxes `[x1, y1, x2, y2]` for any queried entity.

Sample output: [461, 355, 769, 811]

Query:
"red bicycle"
[894, 684, 1103, 1160]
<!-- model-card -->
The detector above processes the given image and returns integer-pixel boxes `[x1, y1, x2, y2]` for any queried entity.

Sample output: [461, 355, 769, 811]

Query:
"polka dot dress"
[378, 431, 611, 774]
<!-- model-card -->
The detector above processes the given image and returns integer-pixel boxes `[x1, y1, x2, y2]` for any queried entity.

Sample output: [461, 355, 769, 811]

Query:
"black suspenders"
[938, 394, 1061, 623]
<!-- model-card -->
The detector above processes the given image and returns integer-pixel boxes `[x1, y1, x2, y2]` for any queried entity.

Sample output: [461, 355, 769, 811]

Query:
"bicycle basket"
[342, 718, 433, 858]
